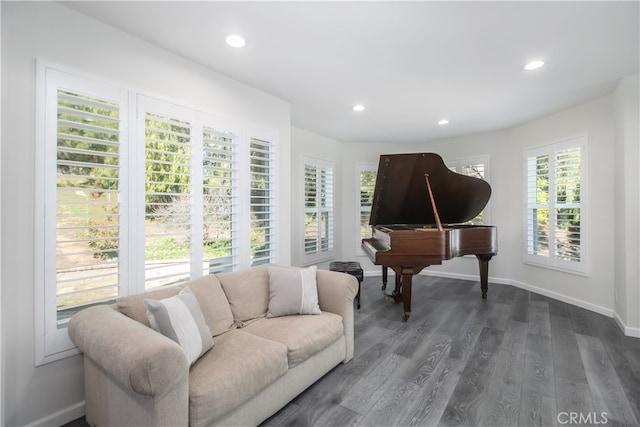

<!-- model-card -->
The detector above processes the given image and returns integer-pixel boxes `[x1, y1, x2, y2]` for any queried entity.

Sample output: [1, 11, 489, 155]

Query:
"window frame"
[523, 135, 588, 275]
[35, 62, 279, 365]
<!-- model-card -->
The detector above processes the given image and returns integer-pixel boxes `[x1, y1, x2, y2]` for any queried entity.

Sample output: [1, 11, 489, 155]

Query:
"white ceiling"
[61, 1, 639, 143]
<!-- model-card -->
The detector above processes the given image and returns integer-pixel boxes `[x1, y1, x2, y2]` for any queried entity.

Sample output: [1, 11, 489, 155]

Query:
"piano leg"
[476, 254, 493, 299]
[382, 266, 388, 290]
[401, 273, 412, 322]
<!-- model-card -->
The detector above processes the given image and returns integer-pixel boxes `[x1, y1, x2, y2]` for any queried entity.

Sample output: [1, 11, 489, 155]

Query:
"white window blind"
[143, 112, 192, 289]
[55, 89, 122, 324]
[202, 128, 238, 274]
[304, 158, 334, 262]
[37, 65, 130, 364]
[249, 138, 276, 266]
[525, 137, 585, 273]
[359, 167, 377, 240]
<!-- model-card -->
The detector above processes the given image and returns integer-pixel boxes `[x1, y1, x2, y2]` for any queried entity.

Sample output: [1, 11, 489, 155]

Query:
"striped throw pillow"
[145, 287, 214, 365]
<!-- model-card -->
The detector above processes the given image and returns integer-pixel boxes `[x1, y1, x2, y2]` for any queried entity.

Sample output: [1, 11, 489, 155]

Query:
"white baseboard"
[363, 268, 639, 337]
[26, 400, 84, 427]
[613, 311, 640, 338]
[508, 278, 613, 317]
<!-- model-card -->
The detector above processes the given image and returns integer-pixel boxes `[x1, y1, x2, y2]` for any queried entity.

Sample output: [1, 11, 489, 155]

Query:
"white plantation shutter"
[56, 89, 121, 322]
[303, 158, 334, 263]
[304, 164, 319, 254]
[37, 66, 130, 363]
[250, 138, 276, 266]
[555, 148, 581, 262]
[526, 154, 550, 257]
[359, 167, 377, 240]
[144, 112, 192, 289]
[525, 137, 585, 273]
[202, 128, 238, 273]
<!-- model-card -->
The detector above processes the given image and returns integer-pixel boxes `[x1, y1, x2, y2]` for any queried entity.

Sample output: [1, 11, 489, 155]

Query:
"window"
[36, 67, 130, 362]
[143, 110, 193, 289]
[249, 138, 277, 266]
[357, 164, 377, 244]
[202, 127, 238, 274]
[36, 64, 278, 364]
[303, 157, 334, 263]
[447, 155, 490, 225]
[525, 136, 586, 274]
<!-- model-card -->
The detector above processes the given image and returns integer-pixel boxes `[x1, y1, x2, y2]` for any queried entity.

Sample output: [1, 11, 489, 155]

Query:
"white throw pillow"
[267, 265, 321, 318]
[144, 287, 214, 365]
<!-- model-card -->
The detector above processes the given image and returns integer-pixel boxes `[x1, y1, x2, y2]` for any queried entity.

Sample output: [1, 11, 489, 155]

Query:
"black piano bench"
[329, 261, 363, 309]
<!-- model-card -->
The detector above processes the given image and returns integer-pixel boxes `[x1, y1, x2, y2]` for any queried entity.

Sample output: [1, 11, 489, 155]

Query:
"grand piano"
[361, 153, 497, 321]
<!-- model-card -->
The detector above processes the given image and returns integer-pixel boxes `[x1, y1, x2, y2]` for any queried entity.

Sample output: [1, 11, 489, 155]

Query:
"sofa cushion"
[115, 274, 235, 336]
[188, 329, 288, 426]
[117, 286, 181, 326]
[145, 287, 214, 365]
[267, 265, 321, 318]
[186, 275, 235, 336]
[242, 312, 344, 368]
[217, 266, 270, 322]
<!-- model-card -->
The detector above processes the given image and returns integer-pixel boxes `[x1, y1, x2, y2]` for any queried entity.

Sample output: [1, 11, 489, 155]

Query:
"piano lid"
[369, 153, 491, 226]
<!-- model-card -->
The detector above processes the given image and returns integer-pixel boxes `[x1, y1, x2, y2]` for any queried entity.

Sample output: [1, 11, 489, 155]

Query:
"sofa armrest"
[68, 305, 189, 397]
[316, 269, 358, 362]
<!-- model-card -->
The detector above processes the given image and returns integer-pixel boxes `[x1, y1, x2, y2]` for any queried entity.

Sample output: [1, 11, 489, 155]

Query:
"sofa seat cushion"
[188, 329, 288, 426]
[242, 312, 344, 368]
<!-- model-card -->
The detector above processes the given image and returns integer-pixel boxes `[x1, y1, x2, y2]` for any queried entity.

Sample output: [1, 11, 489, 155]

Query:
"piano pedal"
[383, 292, 403, 303]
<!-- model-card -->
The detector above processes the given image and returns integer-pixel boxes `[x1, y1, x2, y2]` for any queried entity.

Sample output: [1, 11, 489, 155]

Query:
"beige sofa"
[68, 265, 359, 426]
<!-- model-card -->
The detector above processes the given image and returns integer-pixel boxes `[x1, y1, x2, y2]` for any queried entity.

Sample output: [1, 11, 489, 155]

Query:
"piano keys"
[361, 153, 497, 321]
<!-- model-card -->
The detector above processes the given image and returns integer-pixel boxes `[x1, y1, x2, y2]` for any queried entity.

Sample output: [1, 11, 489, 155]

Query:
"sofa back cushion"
[116, 274, 235, 337]
[187, 275, 235, 336]
[117, 286, 182, 327]
[217, 266, 270, 323]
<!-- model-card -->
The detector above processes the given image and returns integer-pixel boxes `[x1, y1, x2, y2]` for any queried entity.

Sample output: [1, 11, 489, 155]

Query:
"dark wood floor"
[261, 275, 640, 427]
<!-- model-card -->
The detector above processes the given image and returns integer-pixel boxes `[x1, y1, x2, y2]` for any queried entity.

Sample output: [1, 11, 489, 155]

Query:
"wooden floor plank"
[576, 334, 639, 426]
[522, 333, 555, 397]
[438, 327, 504, 426]
[554, 377, 595, 420]
[518, 388, 558, 427]
[527, 300, 551, 337]
[551, 325, 588, 383]
[479, 348, 525, 426]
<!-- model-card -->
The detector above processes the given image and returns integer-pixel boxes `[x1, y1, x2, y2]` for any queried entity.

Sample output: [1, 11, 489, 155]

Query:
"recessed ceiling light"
[438, 119, 449, 125]
[225, 34, 246, 48]
[524, 60, 545, 71]
[353, 104, 365, 112]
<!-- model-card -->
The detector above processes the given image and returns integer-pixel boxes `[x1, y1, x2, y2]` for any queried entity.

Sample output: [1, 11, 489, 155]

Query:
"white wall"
[1, 2, 291, 426]
[614, 74, 640, 334]
[506, 95, 616, 317]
